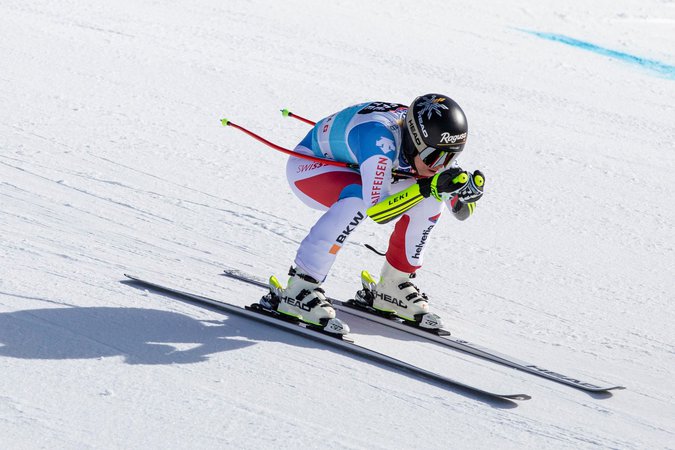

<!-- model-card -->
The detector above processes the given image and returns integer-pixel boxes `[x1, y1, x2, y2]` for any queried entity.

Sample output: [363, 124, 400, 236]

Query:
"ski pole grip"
[221, 118, 230, 126]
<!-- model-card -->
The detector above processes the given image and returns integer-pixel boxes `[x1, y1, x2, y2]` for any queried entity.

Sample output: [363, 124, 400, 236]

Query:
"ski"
[124, 273, 530, 403]
[222, 268, 625, 393]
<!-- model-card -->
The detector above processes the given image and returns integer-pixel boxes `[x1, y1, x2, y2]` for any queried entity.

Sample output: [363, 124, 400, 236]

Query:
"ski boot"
[354, 262, 443, 330]
[260, 267, 349, 335]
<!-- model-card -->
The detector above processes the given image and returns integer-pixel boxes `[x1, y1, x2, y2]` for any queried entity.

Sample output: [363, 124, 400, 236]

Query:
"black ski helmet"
[403, 94, 468, 168]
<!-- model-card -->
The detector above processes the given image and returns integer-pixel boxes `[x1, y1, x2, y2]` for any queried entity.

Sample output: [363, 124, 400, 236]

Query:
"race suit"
[286, 101, 470, 281]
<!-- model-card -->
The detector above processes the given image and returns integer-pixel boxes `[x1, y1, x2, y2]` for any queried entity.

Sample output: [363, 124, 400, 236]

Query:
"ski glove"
[456, 170, 485, 203]
[418, 167, 470, 201]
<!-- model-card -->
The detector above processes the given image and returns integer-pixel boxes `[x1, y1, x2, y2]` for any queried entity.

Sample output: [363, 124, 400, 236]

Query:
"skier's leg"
[384, 195, 445, 274]
[286, 149, 365, 280]
[294, 196, 366, 281]
[281, 148, 366, 324]
[370, 189, 446, 327]
[286, 141, 362, 212]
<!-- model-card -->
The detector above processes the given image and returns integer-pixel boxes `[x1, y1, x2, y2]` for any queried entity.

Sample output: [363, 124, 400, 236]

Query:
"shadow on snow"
[0, 281, 520, 409]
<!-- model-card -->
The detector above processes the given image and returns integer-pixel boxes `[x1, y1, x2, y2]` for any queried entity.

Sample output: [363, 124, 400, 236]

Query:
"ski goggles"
[419, 146, 458, 168]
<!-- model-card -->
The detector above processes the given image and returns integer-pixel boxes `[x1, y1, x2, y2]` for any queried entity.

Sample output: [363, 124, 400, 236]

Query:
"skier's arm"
[350, 122, 397, 206]
[359, 154, 393, 207]
[367, 169, 484, 224]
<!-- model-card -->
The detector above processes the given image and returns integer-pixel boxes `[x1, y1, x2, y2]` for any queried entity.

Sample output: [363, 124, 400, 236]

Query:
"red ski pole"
[280, 108, 316, 126]
[221, 117, 415, 179]
[220, 118, 359, 169]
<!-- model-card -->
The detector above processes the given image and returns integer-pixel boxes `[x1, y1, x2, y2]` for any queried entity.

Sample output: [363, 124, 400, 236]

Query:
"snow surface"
[1, 0, 674, 448]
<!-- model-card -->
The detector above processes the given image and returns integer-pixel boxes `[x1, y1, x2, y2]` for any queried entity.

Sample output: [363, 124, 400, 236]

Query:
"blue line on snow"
[519, 29, 675, 80]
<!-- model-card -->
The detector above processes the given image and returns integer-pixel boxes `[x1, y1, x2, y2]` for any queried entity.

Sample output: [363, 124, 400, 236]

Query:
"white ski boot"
[270, 267, 349, 335]
[354, 262, 443, 329]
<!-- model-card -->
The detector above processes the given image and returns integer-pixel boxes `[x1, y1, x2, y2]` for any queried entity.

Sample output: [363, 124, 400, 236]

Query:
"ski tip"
[598, 385, 626, 392]
[506, 394, 532, 401]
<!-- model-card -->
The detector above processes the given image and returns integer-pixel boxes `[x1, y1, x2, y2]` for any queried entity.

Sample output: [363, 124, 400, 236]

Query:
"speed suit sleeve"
[348, 122, 397, 207]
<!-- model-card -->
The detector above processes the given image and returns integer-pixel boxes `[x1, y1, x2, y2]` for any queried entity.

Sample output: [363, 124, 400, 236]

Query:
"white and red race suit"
[286, 101, 471, 281]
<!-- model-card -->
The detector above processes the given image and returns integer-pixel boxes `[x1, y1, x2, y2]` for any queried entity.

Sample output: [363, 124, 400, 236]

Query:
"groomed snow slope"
[1, 1, 674, 448]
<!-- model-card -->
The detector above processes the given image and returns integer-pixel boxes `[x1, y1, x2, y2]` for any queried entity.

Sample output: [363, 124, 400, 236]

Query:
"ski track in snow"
[1, 0, 674, 448]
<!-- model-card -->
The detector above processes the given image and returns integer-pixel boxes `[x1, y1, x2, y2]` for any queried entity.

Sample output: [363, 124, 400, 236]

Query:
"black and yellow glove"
[456, 170, 485, 203]
[417, 167, 470, 201]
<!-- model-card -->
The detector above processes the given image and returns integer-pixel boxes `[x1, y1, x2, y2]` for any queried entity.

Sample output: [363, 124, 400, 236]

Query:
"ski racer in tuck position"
[263, 94, 485, 334]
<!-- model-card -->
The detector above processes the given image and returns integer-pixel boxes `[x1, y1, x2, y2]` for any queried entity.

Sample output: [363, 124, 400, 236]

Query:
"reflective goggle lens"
[419, 147, 456, 168]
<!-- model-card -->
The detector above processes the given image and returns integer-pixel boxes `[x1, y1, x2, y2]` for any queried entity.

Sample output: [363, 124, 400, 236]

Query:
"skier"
[270, 94, 485, 331]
